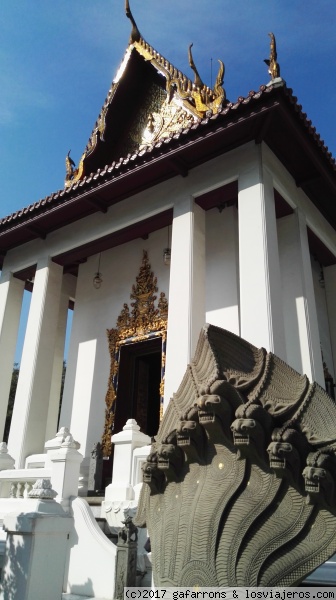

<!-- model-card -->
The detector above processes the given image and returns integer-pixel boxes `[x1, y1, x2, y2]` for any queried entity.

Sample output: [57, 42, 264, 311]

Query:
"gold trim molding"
[102, 250, 168, 456]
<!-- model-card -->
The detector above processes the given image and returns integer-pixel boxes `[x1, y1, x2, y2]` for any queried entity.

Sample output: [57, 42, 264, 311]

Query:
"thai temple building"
[0, 2, 336, 597]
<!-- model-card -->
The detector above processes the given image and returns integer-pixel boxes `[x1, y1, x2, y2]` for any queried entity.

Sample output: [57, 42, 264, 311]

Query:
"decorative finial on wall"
[125, 0, 141, 43]
[188, 44, 204, 89]
[65, 150, 76, 184]
[264, 32, 281, 80]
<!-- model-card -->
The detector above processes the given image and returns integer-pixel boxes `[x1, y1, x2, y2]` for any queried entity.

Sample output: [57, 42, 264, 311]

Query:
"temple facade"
[0, 5, 336, 495]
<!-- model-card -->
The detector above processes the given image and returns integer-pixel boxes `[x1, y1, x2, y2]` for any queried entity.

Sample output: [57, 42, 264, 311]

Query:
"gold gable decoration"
[64, 3, 226, 188]
[102, 250, 168, 456]
[134, 38, 226, 128]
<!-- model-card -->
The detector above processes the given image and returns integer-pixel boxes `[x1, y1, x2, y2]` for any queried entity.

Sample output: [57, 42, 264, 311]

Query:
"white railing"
[0, 467, 52, 499]
[0, 428, 82, 511]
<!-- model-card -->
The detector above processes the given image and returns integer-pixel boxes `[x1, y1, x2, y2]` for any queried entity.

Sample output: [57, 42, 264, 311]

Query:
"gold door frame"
[102, 251, 168, 456]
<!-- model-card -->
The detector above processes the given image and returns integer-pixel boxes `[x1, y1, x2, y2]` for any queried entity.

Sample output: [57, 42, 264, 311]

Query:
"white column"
[8, 258, 63, 467]
[45, 274, 75, 442]
[205, 205, 240, 334]
[164, 196, 205, 408]
[277, 211, 324, 386]
[238, 152, 286, 359]
[325, 264, 336, 379]
[0, 270, 25, 440]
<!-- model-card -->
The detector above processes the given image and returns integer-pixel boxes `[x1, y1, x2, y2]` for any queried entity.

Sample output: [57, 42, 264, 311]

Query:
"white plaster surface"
[238, 149, 286, 358]
[7, 258, 64, 467]
[205, 206, 240, 334]
[164, 196, 205, 408]
[0, 272, 24, 440]
[65, 496, 116, 599]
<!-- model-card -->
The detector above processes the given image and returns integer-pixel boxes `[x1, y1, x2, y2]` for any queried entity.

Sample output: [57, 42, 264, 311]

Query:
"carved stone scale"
[136, 324, 336, 586]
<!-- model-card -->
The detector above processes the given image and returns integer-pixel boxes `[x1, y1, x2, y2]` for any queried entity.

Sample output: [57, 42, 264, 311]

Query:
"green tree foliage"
[4, 360, 67, 443]
[4, 363, 19, 443]
[57, 360, 67, 429]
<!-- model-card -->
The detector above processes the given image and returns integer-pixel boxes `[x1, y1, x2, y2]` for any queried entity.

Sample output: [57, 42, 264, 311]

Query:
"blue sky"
[1, 0, 336, 219]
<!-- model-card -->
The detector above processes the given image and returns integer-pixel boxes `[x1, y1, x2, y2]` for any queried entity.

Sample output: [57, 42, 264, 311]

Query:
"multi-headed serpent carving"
[136, 325, 336, 586]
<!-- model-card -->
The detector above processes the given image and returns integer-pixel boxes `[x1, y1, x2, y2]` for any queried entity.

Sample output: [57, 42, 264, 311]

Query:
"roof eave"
[1, 86, 336, 268]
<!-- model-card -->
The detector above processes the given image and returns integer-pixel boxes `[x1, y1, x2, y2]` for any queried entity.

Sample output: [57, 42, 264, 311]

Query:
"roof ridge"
[135, 35, 195, 91]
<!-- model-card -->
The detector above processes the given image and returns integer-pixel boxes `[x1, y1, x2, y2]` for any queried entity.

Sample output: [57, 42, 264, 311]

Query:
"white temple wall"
[311, 257, 335, 379]
[324, 264, 336, 379]
[263, 143, 336, 257]
[60, 229, 171, 460]
[205, 206, 240, 334]
[277, 214, 306, 375]
[276, 211, 324, 384]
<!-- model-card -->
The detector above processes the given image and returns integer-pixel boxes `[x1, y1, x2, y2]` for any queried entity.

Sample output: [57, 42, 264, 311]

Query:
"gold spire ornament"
[168, 43, 226, 118]
[264, 32, 280, 80]
[64, 150, 85, 187]
[188, 43, 204, 89]
[65, 150, 76, 182]
[125, 0, 141, 43]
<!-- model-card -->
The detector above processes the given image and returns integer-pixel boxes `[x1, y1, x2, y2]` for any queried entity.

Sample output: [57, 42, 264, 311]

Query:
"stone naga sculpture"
[136, 324, 336, 586]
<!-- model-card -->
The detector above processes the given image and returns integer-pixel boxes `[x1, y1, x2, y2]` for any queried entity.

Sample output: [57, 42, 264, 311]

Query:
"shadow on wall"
[0, 530, 97, 599]
[1, 533, 26, 600]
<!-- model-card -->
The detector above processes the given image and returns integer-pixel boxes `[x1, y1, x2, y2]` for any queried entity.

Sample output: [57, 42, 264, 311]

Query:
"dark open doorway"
[113, 337, 162, 437]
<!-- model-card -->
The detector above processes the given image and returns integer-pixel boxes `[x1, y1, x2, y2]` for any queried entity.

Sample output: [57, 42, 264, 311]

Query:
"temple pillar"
[0, 270, 25, 440]
[7, 257, 63, 467]
[277, 211, 324, 386]
[322, 264, 336, 381]
[164, 196, 205, 408]
[238, 152, 286, 359]
[45, 274, 75, 442]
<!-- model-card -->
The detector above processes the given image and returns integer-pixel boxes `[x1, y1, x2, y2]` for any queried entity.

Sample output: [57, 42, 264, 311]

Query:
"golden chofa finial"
[188, 43, 204, 89]
[125, 0, 141, 43]
[264, 32, 280, 80]
[65, 150, 76, 183]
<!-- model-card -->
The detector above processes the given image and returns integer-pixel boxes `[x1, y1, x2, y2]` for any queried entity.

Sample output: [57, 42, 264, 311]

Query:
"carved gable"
[65, 5, 226, 188]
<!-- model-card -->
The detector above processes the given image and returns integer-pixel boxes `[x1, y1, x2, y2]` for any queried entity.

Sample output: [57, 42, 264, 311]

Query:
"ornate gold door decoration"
[102, 250, 168, 456]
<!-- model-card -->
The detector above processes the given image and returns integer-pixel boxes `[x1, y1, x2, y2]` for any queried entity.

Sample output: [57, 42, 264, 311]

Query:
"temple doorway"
[113, 337, 162, 437]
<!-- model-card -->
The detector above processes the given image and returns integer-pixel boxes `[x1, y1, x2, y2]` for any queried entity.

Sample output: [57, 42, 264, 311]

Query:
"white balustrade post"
[104, 419, 151, 502]
[0, 442, 15, 471]
[2, 479, 72, 600]
[47, 433, 83, 511]
[44, 426, 70, 452]
[7, 257, 63, 467]
[0, 270, 25, 440]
